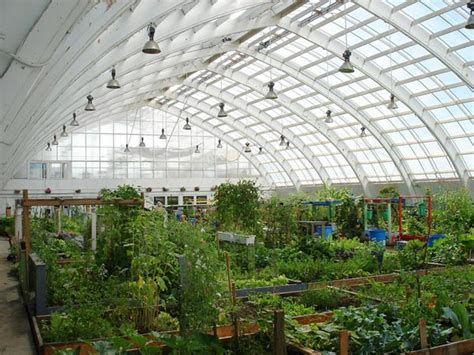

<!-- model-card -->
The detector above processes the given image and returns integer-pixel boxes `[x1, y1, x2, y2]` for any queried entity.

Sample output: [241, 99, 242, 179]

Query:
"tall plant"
[432, 188, 474, 235]
[213, 180, 261, 234]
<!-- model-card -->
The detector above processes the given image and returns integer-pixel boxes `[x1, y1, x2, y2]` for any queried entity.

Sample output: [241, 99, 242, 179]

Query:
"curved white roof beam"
[194, 68, 374, 192]
[279, 19, 469, 187]
[354, 0, 473, 88]
[2, 0, 276, 147]
[230, 48, 414, 193]
[158, 89, 308, 189]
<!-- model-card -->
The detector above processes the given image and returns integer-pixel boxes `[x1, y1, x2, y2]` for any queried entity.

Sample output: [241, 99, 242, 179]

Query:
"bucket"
[315, 225, 333, 239]
[368, 229, 387, 247]
[427, 234, 445, 247]
[382, 209, 389, 221]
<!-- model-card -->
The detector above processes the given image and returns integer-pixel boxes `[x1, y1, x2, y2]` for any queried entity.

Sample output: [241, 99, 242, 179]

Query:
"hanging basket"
[180, 187, 186, 192]
[44, 188, 51, 194]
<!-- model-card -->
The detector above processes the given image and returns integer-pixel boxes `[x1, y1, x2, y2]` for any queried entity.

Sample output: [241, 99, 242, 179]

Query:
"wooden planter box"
[32, 311, 334, 355]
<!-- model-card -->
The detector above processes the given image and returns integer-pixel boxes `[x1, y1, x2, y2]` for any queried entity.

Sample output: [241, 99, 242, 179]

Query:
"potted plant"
[75, 189, 81, 194]
[180, 187, 186, 192]
[194, 186, 200, 192]
[162, 187, 169, 192]
[146, 187, 153, 192]
[45, 188, 52, 194]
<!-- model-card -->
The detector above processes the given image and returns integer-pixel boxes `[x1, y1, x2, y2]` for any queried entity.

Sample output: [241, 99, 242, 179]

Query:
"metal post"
[22, 190, 31, 260]
[91, 206, 97, 252]
[363, 202, 368, 231]
[387, 201, 392, 237]
[398, 196, 403, 237]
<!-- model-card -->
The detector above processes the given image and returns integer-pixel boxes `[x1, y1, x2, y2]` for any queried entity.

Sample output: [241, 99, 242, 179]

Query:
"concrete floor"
[0, 237, 36, 354]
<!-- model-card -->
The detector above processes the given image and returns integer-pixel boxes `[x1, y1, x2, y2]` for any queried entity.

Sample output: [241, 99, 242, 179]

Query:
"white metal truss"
[278, 18, 470, 187]
[2, 0, 472, 190]
[157, 90, 305, 189]
[354, 0, 473, 88]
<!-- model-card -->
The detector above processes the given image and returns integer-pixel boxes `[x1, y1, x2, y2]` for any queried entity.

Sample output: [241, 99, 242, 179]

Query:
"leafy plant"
[432, 188, 474, 235]
[398, 240, 427, 271]
[213, 180, 261, 234]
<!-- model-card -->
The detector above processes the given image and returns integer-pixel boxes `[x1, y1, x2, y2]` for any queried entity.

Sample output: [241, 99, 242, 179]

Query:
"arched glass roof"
[0, 0, 472, 192]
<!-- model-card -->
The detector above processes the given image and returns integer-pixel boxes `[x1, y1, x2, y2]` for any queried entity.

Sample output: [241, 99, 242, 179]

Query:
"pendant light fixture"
[325, 110, 333, 123]
[45, 142, 52, 151]
[195, 145, 200, 153]
[85, 94, 95, 111]
[244, 142, 251, 153]
[285, 141, 290, 150]
[124, 143, 130, 153]
[217, 102, 227, 117]
[217, 139, 223, 148]
[387, 94, 398, 110]
[258, 147, 263, 155]
[265, 40, 278, 99]
[142, 24, 161, 54]
[360, 127, 367, 137]
[279, 135, 286, 146]
[339, 4, 355, 74]
[70, 112, 79, 126]
[265, 81, 278, 99]
[106, 68, 120, 89]
[139, 137, 146, 147]
[386, 26, 397, 110]
[159, 128, 167, 140]
[60, 125, 68, 138]
[466, 1, 474, 29]
[52, 135, 58, 145]
[339, 49, 354, 73]
[183, 117, 191, 130]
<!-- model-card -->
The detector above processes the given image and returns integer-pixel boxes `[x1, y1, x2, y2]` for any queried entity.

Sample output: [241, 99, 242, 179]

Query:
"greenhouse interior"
[0, 0, 473, 354]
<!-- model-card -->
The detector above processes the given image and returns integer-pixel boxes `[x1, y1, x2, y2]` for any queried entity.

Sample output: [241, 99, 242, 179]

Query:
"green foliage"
[213, 180, 260, 233]
[41, 306, 114, 343]
[334, 192, 363, 239]
[378, 187, 400, 198]
[0, 216, 14, 236]
[432, 188, 474, 235]
[299, 288, 357, 312]
[398, 240, 427, 271]
[429, 235, 467, 265]
[260, 196, 299, 247]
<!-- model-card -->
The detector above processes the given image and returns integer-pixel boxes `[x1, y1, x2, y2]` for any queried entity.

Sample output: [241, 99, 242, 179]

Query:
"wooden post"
[419, 318, 428, 349]
[273, 310, 286, 355]
[55, 206, 62, 233]
[339, 330, 349, 355]
[22, 190, 31, 260]
[231, 281, 239, 348]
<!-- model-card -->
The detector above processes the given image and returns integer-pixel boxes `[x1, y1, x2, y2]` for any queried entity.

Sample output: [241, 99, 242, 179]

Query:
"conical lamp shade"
[387, 94, 398, 109]
[124, 144, 130, 153]
[142, 26, 161, 54]
[106, 68, 120, 89]
[244, 143, 251, 153]
[339, 49, 355, 73]
[217, 102, 227, 117]
[279, 135, 286, 146]
[70, 113, 79, 126]
[159, 129, 167, 139]
[324, 110, 333, 123]
[183, 117, 191, 130]
[466, 12, 474, 29]
[217, 139, 223, 148]
[52, 135, 58, 145]
[85, 95, 95, 111]
[60, 125, 68, 137]
[46, 143, 52, 151]
[139, 137, 146, 147]
[265, 81, 278, 99]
